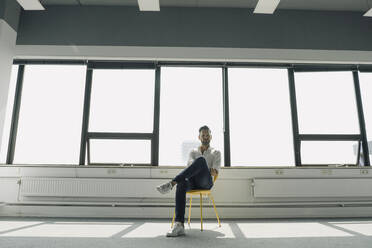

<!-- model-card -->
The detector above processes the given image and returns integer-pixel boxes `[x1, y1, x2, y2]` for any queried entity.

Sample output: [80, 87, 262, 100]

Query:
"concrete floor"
[0, 217, 372, 248]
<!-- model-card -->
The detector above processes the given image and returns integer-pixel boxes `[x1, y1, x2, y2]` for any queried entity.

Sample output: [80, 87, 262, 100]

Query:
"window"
[301, 141, 359, 165]
[7, 61, 370, 167]
[229, 68, 294, 166]
[13, 65, 86, 164]
[87, 69, 155, 165]
[295, 72, 359, 134]
[88, 139, 151, 164]
[89, 69, 155, 133]
[359, 72, 372, 164]
[159, 67, 224, 166]
[0, 65, 18, 163]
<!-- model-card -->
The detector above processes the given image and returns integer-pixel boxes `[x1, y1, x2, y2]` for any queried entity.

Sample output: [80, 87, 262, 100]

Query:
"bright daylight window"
[359, 72, 372, 164]
[0, 65, 18, 163]
[295, 71, 359, 134]
[89, 139, 151, 164]
[159, 67, 224, 166]
[13, 65, 86, 164]
[301, 141, 359, 165]
[229, 68, 294, 166]
[88, 69, 155, 164]
[295, 71, 359, 165]
[89, 69, 155, 133]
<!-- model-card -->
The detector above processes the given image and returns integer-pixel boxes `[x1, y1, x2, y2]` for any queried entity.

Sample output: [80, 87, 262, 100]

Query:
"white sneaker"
[156, 181, 173, 194]
[166, 222, 185, 237]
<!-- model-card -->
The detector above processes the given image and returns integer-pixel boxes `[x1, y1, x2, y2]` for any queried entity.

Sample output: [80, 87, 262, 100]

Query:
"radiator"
[20, 178, 167, 198]
[253, 178, 372, 198]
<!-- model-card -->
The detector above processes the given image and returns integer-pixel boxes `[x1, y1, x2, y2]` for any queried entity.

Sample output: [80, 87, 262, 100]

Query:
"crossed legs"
[172, 157, 213, 223]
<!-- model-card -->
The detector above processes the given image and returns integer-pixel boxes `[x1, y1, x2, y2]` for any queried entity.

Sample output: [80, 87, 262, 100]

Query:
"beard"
[201, 140, 210, 146]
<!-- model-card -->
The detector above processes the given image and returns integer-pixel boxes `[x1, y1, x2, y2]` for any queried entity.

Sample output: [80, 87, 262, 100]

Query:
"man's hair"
[199, 125, 211, 133]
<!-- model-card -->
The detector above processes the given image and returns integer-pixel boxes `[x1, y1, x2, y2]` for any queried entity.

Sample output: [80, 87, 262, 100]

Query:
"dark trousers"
[173, 157, 213, 223]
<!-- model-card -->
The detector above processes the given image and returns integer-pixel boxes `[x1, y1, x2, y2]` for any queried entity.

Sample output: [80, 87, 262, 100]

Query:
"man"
[156, 125, 221, 237]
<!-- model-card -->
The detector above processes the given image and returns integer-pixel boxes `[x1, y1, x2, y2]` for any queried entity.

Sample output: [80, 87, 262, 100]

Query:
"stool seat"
[187, 189, 211, 194]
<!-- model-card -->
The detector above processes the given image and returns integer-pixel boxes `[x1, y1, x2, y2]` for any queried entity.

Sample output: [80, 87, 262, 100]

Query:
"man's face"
[199, 129, 212, 146]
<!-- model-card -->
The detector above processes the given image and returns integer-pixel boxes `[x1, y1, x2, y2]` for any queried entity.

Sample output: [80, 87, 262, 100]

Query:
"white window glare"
[229, 68, 294, 166]
[89, 139, 151, 164]
[0, 65, 18, 163]
[301, 141, 359, 165]
[295, 72, 359, 134]
[359, 72, 372, 163]
[89, 69, 155, 133]
[159, 67, 224, 166]
[14, 65, 86, 164]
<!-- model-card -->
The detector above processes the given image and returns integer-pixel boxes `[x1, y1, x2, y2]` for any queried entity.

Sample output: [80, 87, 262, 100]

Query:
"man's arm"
[210, 150, 221, 176]
[187, 150, 195, 166]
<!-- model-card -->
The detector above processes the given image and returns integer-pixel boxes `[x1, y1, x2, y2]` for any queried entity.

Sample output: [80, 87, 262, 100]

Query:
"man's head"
[198, 125, 212, 146]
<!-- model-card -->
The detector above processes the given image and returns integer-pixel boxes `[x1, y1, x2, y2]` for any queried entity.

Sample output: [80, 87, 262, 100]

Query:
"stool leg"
[210, 194, 221, 227]
[188, 196, 192, 227]
[171, 209, 175, 228]
[200, 193, 203, 231]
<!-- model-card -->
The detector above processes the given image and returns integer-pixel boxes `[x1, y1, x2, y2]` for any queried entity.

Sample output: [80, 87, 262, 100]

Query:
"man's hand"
[210, 168, 218, 177]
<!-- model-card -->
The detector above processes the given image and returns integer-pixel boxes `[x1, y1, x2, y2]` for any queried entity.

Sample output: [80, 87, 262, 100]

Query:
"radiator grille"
[20, 178, 166, 198]
[253, 178, 372, 198]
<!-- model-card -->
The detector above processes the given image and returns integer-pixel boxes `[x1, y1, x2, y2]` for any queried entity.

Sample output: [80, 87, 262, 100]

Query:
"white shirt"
[187, 146, 221, 171]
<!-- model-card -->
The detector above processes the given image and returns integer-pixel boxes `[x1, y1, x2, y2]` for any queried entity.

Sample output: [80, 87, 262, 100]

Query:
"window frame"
[356, 69, 372, 165]
[290, 68, 370, 166]
[81, 62, 160, 166]
[6, 62, 87, 164]
[5, 60, 371, 167]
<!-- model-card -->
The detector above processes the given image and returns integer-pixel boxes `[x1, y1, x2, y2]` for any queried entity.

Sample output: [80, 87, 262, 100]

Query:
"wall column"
[0, 0, 20, 159]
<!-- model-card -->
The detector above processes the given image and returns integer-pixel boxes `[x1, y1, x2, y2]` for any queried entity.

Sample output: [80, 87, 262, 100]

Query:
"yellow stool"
[171, 175, 221, 231]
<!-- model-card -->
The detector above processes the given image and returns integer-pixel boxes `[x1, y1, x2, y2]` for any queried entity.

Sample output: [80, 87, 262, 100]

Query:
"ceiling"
[39, 0, 372, 12]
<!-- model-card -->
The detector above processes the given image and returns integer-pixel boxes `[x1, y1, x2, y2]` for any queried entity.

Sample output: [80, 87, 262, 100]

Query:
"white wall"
[1, 165, 372, 219]
[0, 19, 16, 160]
